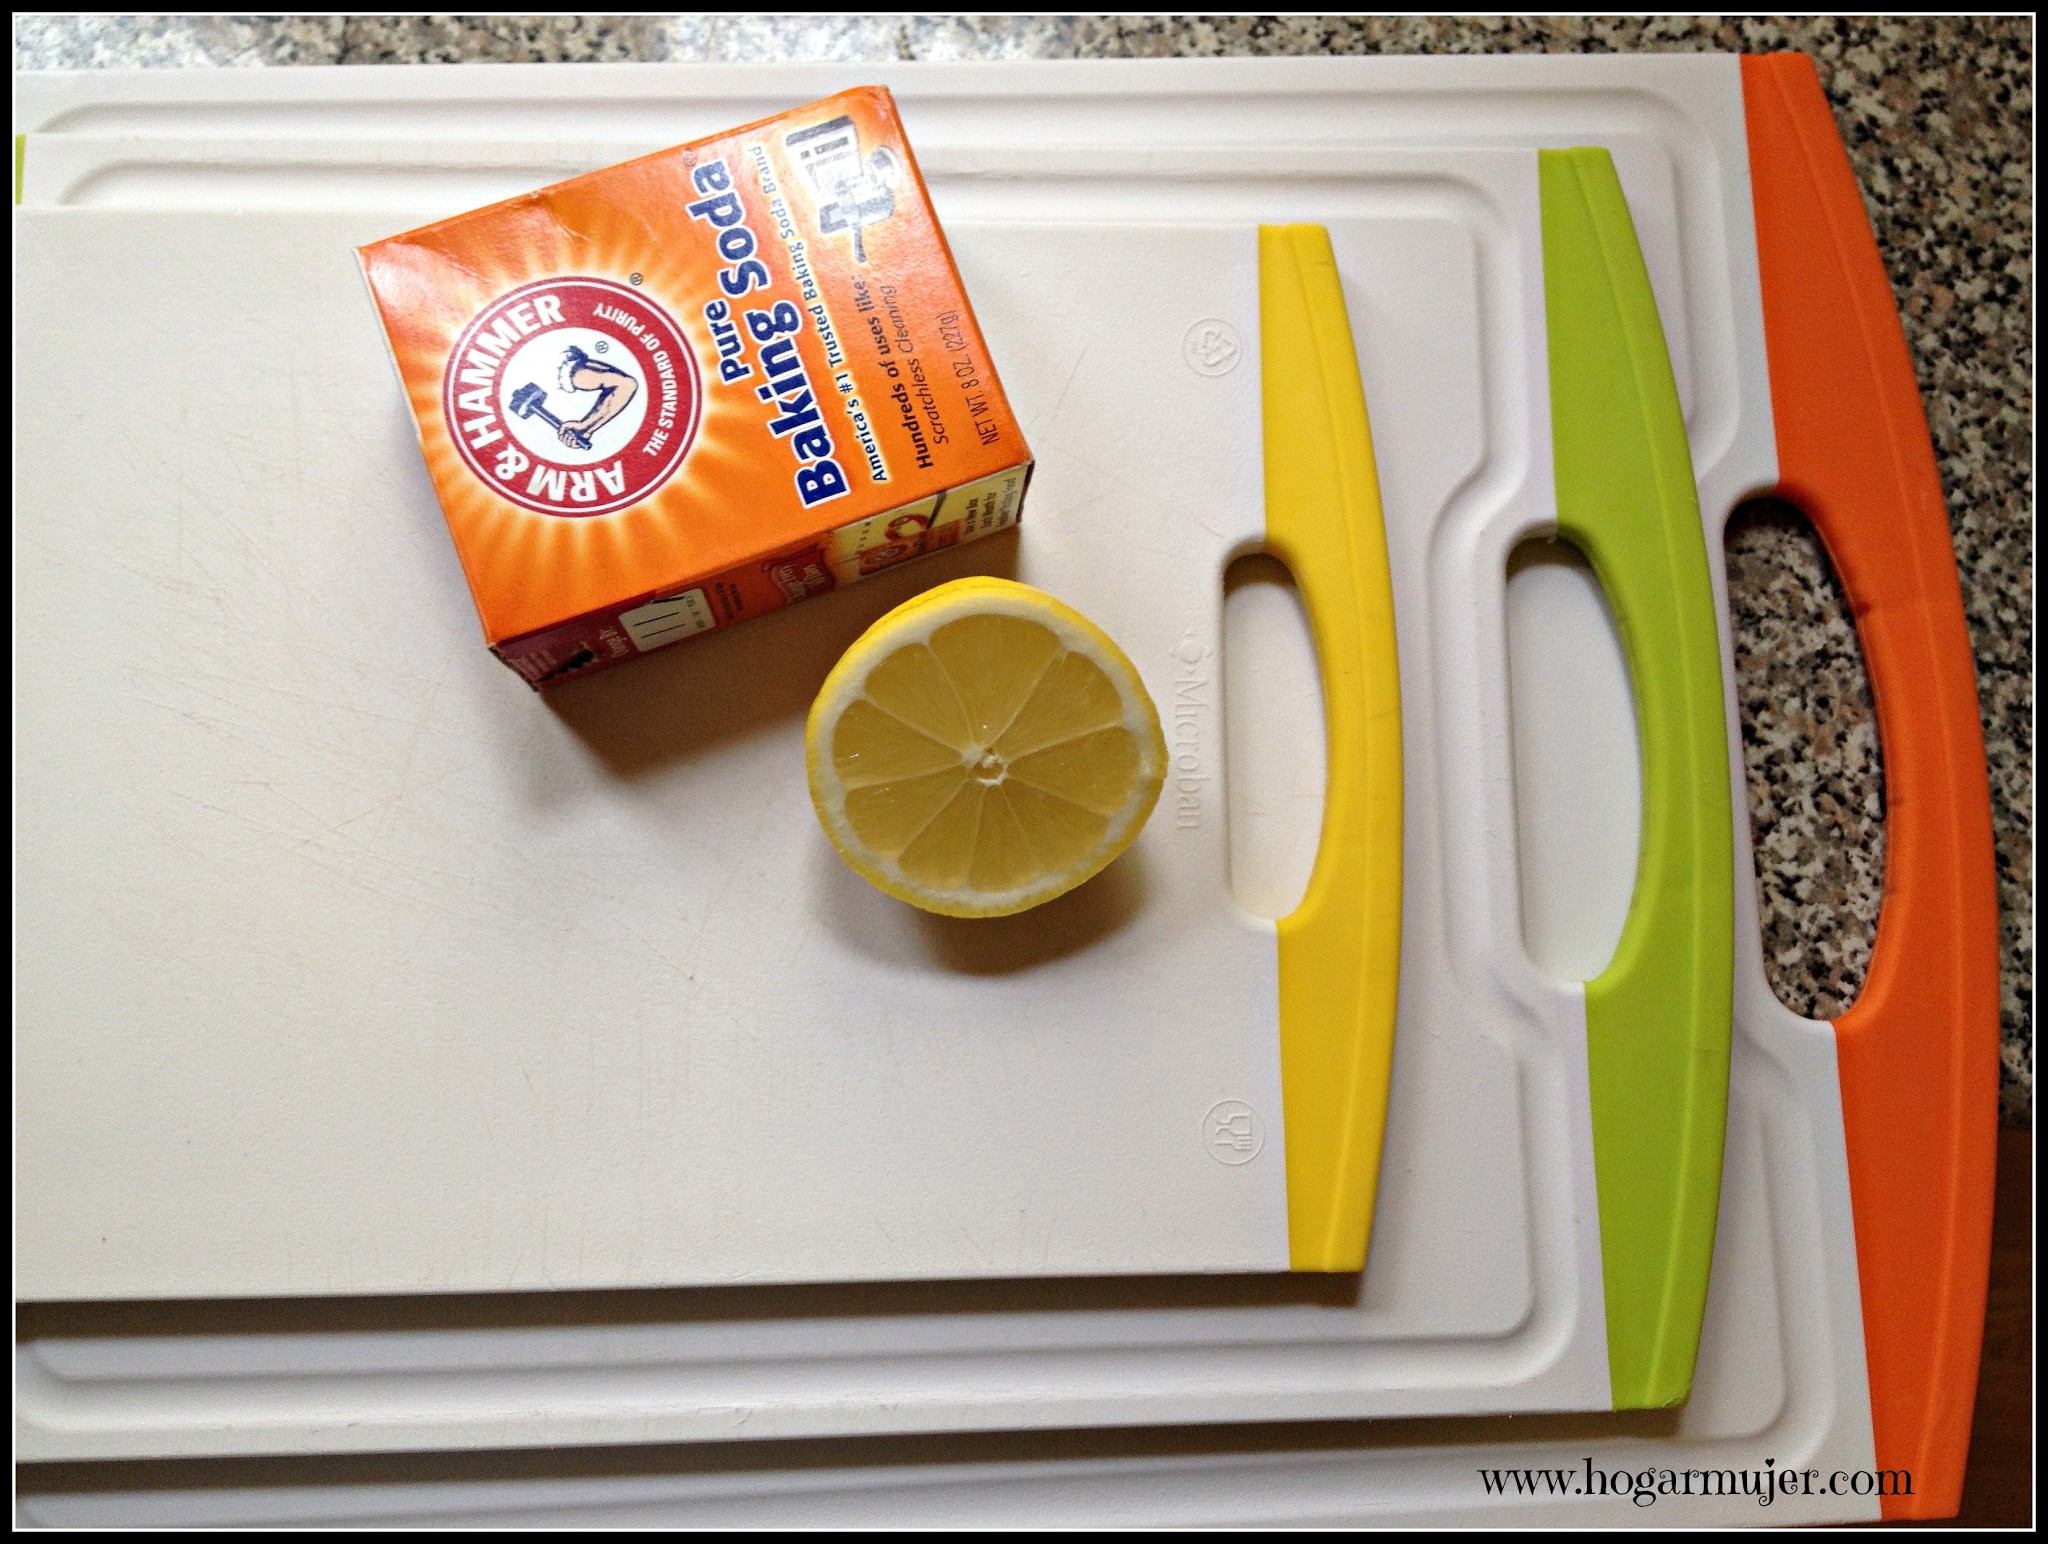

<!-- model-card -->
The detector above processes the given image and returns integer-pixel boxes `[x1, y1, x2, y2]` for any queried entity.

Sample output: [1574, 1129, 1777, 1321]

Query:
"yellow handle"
[1260, 226, 1405, 1273]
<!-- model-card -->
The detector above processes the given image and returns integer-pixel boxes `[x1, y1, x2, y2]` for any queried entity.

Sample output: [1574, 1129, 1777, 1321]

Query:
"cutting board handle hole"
[1505, 538, 1641, 982]
[1221, 552, 1326, 920]
[1724, 497, 1884, 1020]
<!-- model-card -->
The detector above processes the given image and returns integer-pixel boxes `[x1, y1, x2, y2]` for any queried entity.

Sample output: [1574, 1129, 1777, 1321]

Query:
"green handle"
[1539, 148, 1735, 1410]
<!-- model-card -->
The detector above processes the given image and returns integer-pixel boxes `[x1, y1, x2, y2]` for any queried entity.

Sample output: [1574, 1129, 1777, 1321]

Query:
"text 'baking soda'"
[358, 87, 1031, 689]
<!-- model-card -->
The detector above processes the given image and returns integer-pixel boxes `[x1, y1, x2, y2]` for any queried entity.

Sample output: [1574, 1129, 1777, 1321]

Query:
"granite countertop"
[15, 15, 2032, 1121]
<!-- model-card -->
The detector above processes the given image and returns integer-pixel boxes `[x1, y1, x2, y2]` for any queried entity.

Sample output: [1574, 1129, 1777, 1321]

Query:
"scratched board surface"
[17, 210, 1304, 1293]
[17, 162, 1615, 1386]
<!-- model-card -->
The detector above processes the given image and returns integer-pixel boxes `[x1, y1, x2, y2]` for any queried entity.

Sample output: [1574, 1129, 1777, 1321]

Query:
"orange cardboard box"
[358, 87, 1031, 688]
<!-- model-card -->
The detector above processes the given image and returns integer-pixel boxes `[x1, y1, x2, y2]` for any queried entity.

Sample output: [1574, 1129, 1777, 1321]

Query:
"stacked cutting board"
[14, 54, 1996, 1526]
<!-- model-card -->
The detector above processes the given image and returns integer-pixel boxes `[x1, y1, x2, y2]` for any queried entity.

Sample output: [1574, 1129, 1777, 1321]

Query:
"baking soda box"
[358, 87, 1031, 688]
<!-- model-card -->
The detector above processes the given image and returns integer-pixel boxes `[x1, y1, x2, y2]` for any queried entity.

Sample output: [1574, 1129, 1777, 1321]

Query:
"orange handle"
[1742, 53, 1999, 1521]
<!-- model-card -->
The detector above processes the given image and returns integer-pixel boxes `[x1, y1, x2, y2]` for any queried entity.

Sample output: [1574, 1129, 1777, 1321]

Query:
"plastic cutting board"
[13, 157, 1724, 1402]
[13, 55, 1996, 1523]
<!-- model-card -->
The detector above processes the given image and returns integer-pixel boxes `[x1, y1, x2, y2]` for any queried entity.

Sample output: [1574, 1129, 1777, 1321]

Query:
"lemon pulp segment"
[806, 579, 1166, 917]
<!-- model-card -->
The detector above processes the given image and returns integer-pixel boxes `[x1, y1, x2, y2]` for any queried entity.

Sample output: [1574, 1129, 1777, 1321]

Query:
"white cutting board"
[16, 155, 1607, 1307]
[16, 208, 1301, 1287]
[15, 59, 1889, 1526]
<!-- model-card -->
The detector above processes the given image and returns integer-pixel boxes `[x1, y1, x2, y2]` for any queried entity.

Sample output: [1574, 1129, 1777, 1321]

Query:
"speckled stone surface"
[15, 15, 2032, 1121]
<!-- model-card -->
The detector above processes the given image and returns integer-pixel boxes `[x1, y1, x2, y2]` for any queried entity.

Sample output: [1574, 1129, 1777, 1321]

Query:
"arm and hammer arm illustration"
[556, 345, 639, 446]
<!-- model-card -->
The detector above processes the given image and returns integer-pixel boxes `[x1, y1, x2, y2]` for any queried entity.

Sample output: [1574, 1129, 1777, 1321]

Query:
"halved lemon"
[806, 577, 1167, 918]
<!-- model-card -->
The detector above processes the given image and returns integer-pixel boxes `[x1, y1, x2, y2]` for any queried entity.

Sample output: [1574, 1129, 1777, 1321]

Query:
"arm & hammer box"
[358, 87, 1032, 688]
